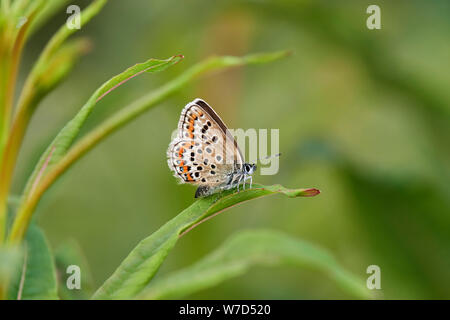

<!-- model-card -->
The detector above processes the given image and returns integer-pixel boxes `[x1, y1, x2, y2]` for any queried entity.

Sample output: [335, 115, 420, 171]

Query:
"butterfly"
[167, 98, 257, 198]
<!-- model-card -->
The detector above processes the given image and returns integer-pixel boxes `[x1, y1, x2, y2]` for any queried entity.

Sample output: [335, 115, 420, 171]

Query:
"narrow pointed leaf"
[138, 229, 371, 300]
[7, 55, 183, 243]
[92, 184, 320, 299]
[23, 54, 183, 198]
[8, 50, 287, 244]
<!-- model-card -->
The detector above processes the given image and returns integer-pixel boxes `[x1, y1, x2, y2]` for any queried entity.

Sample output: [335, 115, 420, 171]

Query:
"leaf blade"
[8, 55, 183, 243]
[8, 225, 58, 300]
[92, 184, 319, 300]
[0, 244, 23, 299]
[8, 50, 287, 244]
[138, 229, 371, 300]
[24, 55, 183, 197]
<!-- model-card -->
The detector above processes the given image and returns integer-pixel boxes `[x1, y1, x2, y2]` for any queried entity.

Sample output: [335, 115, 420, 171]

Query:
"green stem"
[0, 0, 107, 244]
[0, 18, 17, 244]
[0, 3, 42, 245]
[0, 0, 41, 155]
[0, 22, 13, 160]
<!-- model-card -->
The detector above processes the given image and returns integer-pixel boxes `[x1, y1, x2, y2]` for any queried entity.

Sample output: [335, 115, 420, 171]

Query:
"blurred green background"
[12, 0, 450, 299]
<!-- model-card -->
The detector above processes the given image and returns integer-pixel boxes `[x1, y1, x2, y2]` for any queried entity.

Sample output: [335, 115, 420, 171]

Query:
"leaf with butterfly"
[92, 184, 322, 299]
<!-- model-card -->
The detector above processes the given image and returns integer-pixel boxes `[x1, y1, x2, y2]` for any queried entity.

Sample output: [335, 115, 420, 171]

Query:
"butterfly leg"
[238, 175, 243, 192]
[224, 175, 236, 191]
[242, 175, 252, 190]
[236, 174, 245, 193]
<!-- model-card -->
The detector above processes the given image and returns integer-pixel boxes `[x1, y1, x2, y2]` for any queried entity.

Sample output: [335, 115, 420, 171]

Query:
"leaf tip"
[172, 54, 185, 64]
[300, 188, 321, 197]
[283, 49, 294, 57]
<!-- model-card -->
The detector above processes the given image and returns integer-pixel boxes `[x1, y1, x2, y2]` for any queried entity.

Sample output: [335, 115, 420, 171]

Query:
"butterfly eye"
[244, 164, 251, 173]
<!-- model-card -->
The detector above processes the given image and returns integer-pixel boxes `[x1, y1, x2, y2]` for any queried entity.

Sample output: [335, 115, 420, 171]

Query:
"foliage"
[138, 229, 370, 300]
[92, 185, 323, 299]
[0, 0, 358, 301]
[1, 0, 444, 300]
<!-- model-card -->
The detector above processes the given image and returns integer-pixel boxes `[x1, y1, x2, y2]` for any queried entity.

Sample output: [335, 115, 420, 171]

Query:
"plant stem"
[0, 13, 15, 244]
[0, 5, 40, 244]
[0, 0, 108, 244]
[0, 23, 13, 159]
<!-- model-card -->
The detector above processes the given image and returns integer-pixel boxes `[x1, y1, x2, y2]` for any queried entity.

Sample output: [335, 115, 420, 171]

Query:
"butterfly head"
[244, 163, 257, 175]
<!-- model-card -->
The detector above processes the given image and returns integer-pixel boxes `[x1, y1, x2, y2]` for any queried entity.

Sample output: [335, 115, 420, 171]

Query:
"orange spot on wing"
[188, 118, 195, 138]
[186, 173, 193, 181]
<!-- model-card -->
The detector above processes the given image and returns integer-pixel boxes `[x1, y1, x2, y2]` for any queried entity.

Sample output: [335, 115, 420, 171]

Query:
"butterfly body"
[167, 99, 256, 197]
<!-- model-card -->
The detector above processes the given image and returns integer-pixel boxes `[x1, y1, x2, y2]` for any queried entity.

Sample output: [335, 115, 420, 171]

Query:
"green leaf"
[92, 184, 320, 300]
[7, 55, 183, 244]
[8, 224, 58, 300]
[23, 54, 183, 198]
[0, 0, 107, 246]
[8, 50, 289, 244]
[138, 229, 371, 300]
[0, 244, 23, 299]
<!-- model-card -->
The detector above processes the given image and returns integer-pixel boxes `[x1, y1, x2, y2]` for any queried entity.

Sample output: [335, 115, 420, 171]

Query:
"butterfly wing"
[167, 99, 243, 189]
[177, 99, 244, 165]
[167, 138, 232, 186]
